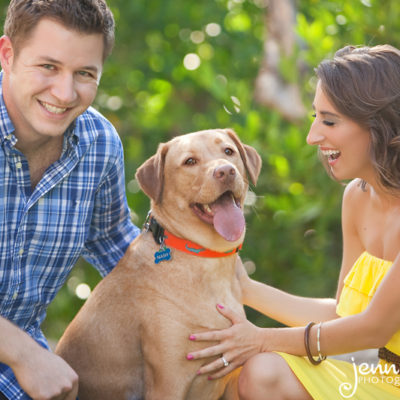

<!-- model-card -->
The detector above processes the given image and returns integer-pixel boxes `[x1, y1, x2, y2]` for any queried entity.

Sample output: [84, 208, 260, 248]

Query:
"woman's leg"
[238, 352, 312, 400]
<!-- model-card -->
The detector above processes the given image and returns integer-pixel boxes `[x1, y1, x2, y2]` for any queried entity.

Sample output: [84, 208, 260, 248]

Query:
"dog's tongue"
[210, 192, 245, 242]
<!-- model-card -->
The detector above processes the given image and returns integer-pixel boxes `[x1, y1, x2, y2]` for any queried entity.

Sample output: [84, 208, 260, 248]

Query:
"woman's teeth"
[321, 149, 341, 160]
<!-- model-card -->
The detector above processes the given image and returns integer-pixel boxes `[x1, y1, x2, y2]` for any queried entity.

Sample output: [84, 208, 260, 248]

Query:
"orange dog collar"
[163, 229, 242, 258]
[143, 212, 242, 262]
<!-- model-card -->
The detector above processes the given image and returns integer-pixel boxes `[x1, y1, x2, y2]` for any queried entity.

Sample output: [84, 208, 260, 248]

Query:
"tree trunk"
[254, 0, 306, 122]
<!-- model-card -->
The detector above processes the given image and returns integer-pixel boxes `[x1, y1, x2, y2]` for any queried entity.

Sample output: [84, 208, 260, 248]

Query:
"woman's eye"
[311, 113, 335, 127]
[224, 148, 234, 156]
[184, 158, 197, 166]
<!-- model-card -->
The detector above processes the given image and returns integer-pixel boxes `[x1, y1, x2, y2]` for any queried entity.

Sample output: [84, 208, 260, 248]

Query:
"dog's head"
[136, 129, 261, 251]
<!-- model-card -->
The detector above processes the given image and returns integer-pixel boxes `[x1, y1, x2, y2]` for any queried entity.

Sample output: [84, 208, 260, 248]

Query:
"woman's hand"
[187, 304, 264, 380]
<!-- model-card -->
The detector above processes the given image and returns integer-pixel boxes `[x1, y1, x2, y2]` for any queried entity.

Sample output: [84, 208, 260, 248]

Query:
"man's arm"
[0, 316, 78, 399]
[82, 132, 139, 276]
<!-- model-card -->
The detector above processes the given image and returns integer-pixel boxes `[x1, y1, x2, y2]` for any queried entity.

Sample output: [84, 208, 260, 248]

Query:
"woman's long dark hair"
[316, 44, 400, 191]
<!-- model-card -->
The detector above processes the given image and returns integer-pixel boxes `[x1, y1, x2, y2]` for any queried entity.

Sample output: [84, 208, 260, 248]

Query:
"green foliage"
[0, 0, 398, 339]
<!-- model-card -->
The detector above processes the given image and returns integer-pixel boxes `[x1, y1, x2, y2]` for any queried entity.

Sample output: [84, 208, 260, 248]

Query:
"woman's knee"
[238, 352, 284, 400]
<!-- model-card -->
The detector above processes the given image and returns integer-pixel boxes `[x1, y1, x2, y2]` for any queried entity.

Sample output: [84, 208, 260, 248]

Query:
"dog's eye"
[184, 158, 197, 166]
[224, 148, 234, 156]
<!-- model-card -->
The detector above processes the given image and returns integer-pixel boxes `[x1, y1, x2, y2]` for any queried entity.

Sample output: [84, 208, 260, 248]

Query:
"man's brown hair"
[4, 0, 115, 60]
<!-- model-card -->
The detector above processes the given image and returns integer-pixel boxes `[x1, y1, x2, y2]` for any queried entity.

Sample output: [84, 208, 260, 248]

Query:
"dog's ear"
[225, 129, 262, 185]
[135, 143, 169, 204]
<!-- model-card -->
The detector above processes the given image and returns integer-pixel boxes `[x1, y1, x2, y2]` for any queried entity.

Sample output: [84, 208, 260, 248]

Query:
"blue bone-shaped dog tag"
[154, 247, 172, 264]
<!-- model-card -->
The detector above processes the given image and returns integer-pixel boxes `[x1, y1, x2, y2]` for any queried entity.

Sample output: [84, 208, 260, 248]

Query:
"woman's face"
[307, 81, 374, 183]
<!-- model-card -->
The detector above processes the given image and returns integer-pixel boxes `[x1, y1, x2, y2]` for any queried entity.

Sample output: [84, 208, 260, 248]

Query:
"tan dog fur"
[56, 129, 261, 400]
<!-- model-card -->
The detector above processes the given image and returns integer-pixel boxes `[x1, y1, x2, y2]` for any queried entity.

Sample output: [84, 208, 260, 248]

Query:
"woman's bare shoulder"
[343, 179, 370, 205]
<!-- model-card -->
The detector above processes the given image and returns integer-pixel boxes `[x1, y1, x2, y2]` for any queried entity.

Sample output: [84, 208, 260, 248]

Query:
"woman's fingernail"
[189, 334, 196, 341]
[217, 304, 224, 309]
[208, 376, 213, 381]
[197, 370, 201, 375]
[187, 354, 194, 360]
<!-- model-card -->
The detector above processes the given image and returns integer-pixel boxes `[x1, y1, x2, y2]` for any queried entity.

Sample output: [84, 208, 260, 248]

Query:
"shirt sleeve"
[81, 135, 140, 277]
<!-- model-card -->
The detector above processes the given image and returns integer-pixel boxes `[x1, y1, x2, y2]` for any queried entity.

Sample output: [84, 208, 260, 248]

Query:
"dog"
[56, 128, 262, 400]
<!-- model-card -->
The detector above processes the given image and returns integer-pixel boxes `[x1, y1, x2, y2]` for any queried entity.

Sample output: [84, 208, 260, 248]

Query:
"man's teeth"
[41, 101, 67, 114]
[321, 149, 340, 157]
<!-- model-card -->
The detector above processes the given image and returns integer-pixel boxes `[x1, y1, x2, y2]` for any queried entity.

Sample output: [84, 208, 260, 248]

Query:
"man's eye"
[184, 158, 197, 166]
[78, 71, 92, 78]
[42, 64, 54, 70]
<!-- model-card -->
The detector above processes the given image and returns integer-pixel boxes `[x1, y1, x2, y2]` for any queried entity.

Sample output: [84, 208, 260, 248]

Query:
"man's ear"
[0, 36, 15, 73]
[135, 143, 169, 204]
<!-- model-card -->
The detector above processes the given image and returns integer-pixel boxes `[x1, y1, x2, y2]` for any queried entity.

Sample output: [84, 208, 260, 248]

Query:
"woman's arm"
[241, 277, 337, 327]
[261, 253, 400, 356]
[240, 180, 365, 327]
[258, 179, 400, 354]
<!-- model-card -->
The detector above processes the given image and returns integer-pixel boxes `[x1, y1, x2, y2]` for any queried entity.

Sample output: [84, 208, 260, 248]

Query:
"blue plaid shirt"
[0, 73, 140, 399]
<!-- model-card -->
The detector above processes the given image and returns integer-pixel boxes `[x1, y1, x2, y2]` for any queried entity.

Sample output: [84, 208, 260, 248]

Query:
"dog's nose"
[213, 164, 236, 183]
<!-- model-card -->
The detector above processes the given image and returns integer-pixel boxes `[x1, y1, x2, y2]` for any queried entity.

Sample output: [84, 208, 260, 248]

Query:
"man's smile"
[39, 100, 68, 115]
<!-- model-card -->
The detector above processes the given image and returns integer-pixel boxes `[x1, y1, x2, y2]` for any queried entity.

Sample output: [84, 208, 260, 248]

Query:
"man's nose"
[50, 73, 77, 104]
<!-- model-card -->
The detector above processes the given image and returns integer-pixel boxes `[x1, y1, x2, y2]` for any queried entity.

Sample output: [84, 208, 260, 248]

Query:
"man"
[0, 1, 140, 398]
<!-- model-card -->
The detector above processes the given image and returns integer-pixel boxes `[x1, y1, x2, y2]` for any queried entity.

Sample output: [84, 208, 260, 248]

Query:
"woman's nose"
[306, 121, 325, 145]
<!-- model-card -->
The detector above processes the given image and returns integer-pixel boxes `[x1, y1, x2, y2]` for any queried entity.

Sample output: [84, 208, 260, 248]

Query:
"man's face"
[0, 18, 104, 143]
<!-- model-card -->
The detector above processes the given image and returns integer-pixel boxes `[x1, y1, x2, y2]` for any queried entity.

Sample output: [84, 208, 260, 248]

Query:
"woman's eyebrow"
[312, 104, 339, 118]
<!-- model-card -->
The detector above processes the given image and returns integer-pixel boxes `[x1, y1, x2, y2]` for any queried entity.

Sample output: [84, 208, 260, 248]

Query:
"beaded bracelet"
[304, 322, 326, 365]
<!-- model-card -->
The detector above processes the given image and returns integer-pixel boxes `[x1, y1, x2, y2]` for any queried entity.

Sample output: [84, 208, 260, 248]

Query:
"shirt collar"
[0, 72, 17, 146]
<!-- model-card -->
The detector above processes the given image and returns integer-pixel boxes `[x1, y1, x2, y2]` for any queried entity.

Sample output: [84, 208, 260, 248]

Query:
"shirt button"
[12, 291, 18, 300]
[6, 134, 12, 140]
[15, 162, 22, 169]
[18, 248, 24, 256]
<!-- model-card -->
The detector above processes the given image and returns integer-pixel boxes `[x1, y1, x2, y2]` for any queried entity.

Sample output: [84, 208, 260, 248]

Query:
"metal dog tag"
[154, 247, 172, 264]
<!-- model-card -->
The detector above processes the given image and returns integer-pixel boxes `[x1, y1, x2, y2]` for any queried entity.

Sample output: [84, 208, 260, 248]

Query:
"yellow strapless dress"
[277, 252, 400, 399]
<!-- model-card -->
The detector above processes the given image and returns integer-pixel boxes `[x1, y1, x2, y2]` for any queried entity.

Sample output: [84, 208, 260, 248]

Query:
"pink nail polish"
[217, 304, 224, 309]
[189, 335, 196, 341]
[187, 354, 194, 360]
[208, 376, 213, 381]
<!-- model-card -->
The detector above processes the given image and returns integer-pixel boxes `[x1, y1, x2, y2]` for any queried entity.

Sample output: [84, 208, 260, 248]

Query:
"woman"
[186, 45, 400, 399]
